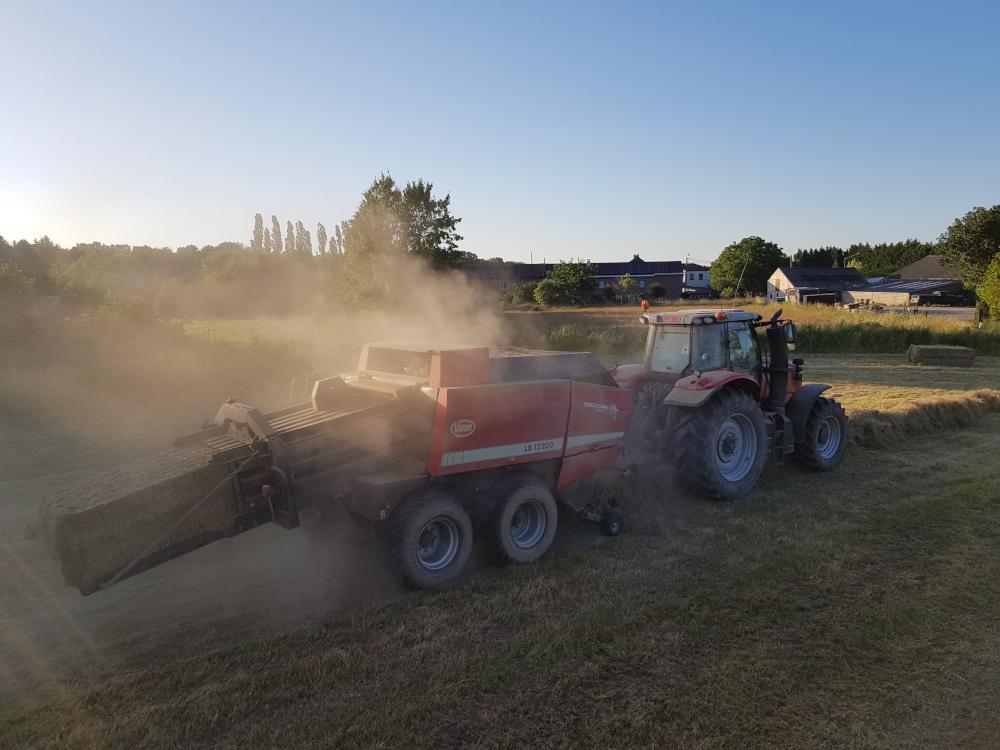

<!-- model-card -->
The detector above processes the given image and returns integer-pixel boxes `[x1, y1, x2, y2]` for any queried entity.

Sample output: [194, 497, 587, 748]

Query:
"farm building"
[841, 278, 966, 307]
[766, 267, 866, 303]
[461, 255, 684, 297]
[843, 255, 968, 307]
[892, 254, 961, 280]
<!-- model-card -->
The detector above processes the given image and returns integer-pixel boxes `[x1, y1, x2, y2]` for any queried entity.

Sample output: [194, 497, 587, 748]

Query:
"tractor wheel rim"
[816, 416, 842, 459]
[416, 517, 460, 571]
[509, 499, 547, 549]
[715, 413, 758, 482]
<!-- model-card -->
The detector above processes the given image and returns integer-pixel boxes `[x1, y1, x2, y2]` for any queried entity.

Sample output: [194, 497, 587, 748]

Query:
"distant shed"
[766, 267, 866, 303]
[842, 278, 964, 306]
[893, 254, 961, 280]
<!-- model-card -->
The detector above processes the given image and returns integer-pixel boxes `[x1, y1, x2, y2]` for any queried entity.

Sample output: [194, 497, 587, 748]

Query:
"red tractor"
[612, 308, 848, 499]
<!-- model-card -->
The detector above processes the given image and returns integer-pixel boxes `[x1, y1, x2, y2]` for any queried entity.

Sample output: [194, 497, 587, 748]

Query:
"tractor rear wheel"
[489, 475, 558, 564]
[795, 397, 848, 471]
[388, 489, 473, 590]
[671, 388, 768, 500]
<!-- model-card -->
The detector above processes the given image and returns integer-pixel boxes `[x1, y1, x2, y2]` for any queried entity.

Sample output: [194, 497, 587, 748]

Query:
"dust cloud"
[0, 253, 511, 700]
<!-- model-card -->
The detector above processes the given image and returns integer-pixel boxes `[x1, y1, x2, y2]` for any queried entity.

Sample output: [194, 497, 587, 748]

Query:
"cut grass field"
[3, 416, 998, 748]
[4, 315, 1000, 748]
[805, 353, 1000, 446]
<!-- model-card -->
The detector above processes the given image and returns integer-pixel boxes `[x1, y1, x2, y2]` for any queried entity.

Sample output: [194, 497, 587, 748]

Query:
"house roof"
[775, 266, 866, 290]
[460, 255, 683, 282]
[865, 278, 963, 294]
[459, 263, 550, 281]
[892, 254, 960, 280]
[684, 263, 710, 271]
[591, 256, 682, 277]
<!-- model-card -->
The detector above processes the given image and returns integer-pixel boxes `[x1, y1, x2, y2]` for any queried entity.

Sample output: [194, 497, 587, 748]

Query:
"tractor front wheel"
[795, 397, 849, 471]
[388, 489, 473, 590]
[671, 389, 768, 500]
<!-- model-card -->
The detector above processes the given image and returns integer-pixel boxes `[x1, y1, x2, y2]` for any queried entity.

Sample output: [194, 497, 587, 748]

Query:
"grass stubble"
[2, 310, 999, 748]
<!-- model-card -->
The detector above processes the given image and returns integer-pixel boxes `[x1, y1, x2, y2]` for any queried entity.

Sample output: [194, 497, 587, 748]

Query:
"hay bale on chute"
[38, 445, 241, 594]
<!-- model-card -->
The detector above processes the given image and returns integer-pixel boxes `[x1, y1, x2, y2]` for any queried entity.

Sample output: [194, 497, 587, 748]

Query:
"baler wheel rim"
[388, 489, 473, 590]
[489, 475, 559, 564]
[509, 499, 547, 550]
[416, 516, 461, 571]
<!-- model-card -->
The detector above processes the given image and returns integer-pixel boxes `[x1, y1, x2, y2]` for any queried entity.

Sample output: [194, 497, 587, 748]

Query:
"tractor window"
[649, 326, 691, 374]
[692, 324, 726, 371]
[727, 321, 759, 376]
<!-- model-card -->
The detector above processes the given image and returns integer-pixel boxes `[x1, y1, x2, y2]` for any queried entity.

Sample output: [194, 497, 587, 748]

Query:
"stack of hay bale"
[39, 445, 241, 594]
[906, 344, 976, 367]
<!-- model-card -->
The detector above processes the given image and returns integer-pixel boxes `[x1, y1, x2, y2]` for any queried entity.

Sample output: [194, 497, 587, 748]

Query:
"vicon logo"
[450, 419, 476, 438]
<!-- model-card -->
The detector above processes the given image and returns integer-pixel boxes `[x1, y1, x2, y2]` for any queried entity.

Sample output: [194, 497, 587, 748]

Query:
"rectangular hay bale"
[906, 344, 976, 367]
[39, 445, 241, 594]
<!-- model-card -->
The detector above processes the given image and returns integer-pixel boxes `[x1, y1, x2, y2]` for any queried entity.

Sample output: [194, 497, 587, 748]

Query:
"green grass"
[503, 303, 1000, 356]
[4, 419, 1000, 748]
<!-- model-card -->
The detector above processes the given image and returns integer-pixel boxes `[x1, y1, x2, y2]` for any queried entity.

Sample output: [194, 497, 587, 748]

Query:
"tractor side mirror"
[784, 322, 797, 351]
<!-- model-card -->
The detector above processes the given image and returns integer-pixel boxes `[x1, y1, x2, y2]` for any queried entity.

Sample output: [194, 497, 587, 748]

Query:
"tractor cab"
[640, 309, 767, 383]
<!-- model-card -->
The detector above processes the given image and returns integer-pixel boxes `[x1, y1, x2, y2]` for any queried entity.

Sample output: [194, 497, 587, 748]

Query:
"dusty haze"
[0, 253, 522, 704]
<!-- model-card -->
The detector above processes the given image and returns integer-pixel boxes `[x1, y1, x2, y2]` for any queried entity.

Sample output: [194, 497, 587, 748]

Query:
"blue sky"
[1, 0, 997, 262]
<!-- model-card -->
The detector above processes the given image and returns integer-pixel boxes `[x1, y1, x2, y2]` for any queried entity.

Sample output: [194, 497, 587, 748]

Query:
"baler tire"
[489, 476, 558, 564]
[388, 490, 473, 590]
[795, 397, 849, 471]
[670, 388, 767, 501]
[600, 508, 624, 537]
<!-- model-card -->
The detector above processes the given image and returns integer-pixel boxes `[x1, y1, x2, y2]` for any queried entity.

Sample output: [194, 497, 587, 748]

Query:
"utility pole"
[734, 251, 751, 297]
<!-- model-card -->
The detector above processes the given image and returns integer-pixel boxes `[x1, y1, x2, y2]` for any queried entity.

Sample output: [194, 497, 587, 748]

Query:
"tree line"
[247, 214, 346, 257]
[3, 183, 999, 317]
[707, 205, 1000, 314]
[0, 174, 474, 318]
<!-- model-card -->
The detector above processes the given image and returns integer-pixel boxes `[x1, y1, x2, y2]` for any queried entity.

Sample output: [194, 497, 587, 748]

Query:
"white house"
[683, 263, 711, 290]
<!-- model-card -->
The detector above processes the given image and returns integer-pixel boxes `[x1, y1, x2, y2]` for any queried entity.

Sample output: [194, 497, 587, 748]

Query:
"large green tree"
[401, 179, 463, 268]
[341, 174, 463, 267]
[939, 205, 1000, 288]
[710, 236, 788, 295]
[271, 215, 282, 253]
[251, 213, 264, 252]
[978, 253, 1000, 318]
[316, 223, 328, 255]
[533, 262, 597, 306]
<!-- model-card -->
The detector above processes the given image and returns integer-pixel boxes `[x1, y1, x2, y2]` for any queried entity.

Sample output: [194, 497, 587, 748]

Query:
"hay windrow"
[38, 445, 240, 594]
[847, 389, 1000, 448]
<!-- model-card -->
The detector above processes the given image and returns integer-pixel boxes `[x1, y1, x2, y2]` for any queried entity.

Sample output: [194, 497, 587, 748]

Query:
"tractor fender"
[663, 371, 760, 408]
[785, 384, 831, 440]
